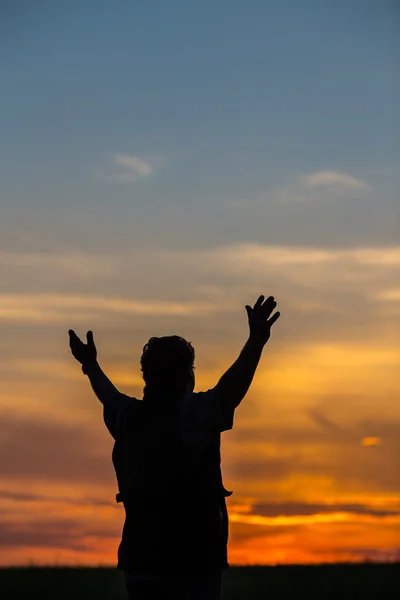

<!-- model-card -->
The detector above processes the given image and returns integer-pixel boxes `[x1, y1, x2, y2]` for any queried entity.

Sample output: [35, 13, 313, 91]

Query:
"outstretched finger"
[262, 298, 276, 315]
[262, 296, 275, 307]
[68, 330, 79, 342]
[245, 305, 253, 317]
[68, 330, 82, 350]
[86, 331, 95, 346]
[268, 311, 280, 327]
[253, 295, 264, 309]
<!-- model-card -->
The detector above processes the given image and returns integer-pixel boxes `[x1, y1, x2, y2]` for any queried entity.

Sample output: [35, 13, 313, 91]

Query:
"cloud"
[113, 154, 152, 175]
[250, 502, 399, 518]
[229, 521, 302, 543]
[161, 243, 400, 271]
[375, 288, 400, 302]
[304, 171, 370, 191]
[2, 242, 399, 296]
[225, 411, 400, 496]
[228, 527, 400, 563]
[307, 409, 351, 438]
[228, 511, 399, 528]
[260, 170, 371, 206]
[0, 414, 113, 485]
[0, 489, 116, 507]
[94, 153, 153, 184]
[343, 547, 400, 562]
[226, 455, 291, 483]
[0, 519, 88, 550]
[112, 153, 152, 182]
[0, 242, 399, 365]
[0, 518, 116, 550]
[362, 437, 382, 446]
[0, 293, 219, 323]
[0, 251, 115, 277]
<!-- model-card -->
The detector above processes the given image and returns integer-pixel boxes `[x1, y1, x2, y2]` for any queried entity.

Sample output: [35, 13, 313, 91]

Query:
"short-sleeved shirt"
[103, 387, 235, 578]
[103, 386, 235, 444]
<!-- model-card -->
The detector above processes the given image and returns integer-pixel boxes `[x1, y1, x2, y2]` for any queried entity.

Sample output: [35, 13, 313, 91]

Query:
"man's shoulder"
[122, 397, 143, 414]
[179, 388, 221, 422]
[180, 386, 234, 433]
[114, 397, 142, 424]
[128, 396, 143, 406]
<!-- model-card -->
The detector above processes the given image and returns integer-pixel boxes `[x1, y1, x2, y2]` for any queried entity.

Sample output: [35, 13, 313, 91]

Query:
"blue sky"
[0, 0, 399, 567]
[1, 0, 398, 253]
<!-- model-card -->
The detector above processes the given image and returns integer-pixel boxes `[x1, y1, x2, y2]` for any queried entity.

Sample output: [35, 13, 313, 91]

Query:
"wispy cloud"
[259, 169, 372, 206]
[0, 489, 115, 507]
[375, 288, 400, 302]
[0, 517, 117, 550]
[0, 414, 110, 483]
[164, 243, 400, 275]
[304, 171, 370, 191]
[0, 251, 115, 277]
[94, 153, 154, 184]
[250, 501, 399, 518]
[1, 244, 399, 327]
[229, 510, 400, 527]
[3, 244, 398, 280]
[0, 293, 220, 323]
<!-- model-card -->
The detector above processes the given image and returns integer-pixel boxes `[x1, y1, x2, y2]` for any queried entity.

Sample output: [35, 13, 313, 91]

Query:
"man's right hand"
[245, 295, 280, 345]
[68, 330, 97, 369]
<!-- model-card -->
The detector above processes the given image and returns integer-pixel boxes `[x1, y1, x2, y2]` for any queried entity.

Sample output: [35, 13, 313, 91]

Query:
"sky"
[0, 0, 399, 566]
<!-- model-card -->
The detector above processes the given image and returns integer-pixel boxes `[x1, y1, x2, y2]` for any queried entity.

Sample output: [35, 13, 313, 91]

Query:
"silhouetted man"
[68, 295, 280, 600]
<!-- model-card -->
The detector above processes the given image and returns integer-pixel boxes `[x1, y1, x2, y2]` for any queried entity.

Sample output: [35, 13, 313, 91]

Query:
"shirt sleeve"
[103, 397, 127, 439]
[84, 361, 133, 439]
[180, 386, 235, 444]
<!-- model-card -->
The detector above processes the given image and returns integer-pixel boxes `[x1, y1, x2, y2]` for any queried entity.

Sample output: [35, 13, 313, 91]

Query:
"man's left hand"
[68, 330, 97, 367]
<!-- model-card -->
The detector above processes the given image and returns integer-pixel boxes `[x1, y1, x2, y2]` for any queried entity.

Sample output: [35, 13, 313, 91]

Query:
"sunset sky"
[0, 0, 399, 566]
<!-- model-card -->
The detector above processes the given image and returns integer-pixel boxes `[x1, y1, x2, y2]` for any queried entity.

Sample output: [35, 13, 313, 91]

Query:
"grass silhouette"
[1, 564, 399, 599]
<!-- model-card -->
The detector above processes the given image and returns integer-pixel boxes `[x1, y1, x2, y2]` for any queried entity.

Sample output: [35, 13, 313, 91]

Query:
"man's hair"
[140, 335, 195, 394]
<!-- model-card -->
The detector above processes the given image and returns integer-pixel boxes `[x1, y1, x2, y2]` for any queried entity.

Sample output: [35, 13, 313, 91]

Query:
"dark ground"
[0, 564, 399, 599]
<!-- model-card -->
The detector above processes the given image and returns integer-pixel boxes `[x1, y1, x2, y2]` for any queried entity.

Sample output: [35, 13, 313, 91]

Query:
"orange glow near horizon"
[1, 262, 399, 567]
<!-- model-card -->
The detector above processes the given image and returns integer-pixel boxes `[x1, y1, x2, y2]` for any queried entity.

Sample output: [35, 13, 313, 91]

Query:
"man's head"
[140, 335, 195, 397]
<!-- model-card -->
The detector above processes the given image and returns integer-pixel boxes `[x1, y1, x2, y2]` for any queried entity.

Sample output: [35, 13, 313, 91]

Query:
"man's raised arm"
[215, 295, 280, 410]
[68, 330, 130, 406]
[83, 360, 132, 406]
[68, 330, 131, 438]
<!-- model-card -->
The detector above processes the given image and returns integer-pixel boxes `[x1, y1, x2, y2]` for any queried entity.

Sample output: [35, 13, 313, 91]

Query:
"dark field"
[1, 565, 399, 599]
